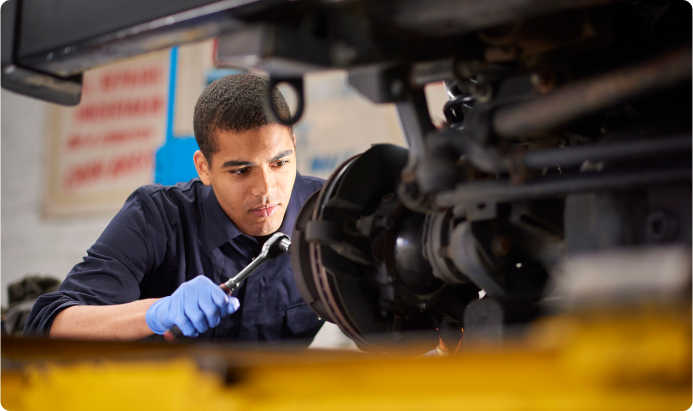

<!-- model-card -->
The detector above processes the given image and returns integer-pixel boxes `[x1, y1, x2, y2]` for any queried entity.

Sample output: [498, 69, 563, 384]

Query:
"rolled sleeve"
[24, 189, 166, 336]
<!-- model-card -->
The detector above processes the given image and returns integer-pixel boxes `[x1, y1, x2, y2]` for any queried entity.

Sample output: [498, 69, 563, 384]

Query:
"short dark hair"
[193, 74, 292, 162]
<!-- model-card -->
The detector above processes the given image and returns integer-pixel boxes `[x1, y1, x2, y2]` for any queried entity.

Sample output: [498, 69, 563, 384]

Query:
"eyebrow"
[221, 160, 255, 168]
[269, 150, 293, 163]
[221, 150, 293, 169]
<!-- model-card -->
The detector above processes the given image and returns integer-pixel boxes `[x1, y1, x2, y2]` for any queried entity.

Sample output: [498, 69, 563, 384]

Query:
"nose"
[251, 168, 277, 197]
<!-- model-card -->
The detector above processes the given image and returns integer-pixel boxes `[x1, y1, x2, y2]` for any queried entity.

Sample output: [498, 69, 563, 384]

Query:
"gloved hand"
[145, 275, 240, 337]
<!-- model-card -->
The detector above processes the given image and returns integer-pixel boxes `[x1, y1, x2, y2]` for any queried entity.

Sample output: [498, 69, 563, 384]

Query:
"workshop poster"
[44, 51, 169, 216]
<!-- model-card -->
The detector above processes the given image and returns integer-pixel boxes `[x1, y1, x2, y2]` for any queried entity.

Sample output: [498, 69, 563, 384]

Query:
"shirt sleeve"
[23, 188, 167, 337]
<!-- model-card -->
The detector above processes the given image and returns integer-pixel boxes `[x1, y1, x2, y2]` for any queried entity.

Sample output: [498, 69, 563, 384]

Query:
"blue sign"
[155, 47, 244, 185]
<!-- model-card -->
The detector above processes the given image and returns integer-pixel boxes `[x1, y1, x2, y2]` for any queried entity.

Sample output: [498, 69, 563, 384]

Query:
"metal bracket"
[267, 77, 305, 126]
[1, 0, 82, 105]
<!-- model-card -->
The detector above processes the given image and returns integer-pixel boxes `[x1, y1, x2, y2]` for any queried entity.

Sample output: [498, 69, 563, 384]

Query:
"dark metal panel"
[15, 0, 281, 77]
[2, 0, 82, 105]
[18, 0, 220, 56]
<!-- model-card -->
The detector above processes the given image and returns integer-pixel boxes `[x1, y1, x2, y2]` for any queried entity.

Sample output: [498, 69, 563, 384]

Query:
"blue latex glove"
[145, 275, 240, 337]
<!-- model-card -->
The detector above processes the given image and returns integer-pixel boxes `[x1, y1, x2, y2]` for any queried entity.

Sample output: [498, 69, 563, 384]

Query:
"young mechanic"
[25, 74, 325, 343]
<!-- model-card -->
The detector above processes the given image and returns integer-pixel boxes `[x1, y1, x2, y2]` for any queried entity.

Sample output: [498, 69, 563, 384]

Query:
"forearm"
[49, 299, 159, 341]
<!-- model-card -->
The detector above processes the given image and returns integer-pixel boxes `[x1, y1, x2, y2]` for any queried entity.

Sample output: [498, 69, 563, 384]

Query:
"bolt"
[46, 52, 54, 61]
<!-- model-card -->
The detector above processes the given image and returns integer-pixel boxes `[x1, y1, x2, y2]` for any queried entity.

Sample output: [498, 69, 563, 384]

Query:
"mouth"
[249, 203, 280, 218]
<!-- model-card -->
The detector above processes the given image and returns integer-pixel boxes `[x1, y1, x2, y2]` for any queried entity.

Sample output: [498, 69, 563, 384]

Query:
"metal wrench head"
[261, 232, 291, 260]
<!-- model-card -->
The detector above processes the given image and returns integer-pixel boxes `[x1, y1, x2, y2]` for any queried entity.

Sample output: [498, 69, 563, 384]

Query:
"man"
[24, 74, 325, 343]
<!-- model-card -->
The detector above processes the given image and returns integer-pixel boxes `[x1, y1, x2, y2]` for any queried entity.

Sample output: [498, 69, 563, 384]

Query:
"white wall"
[1, 90, 116, 307]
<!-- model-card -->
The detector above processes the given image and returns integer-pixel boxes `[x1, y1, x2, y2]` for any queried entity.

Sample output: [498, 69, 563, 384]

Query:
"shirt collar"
[201, 182, 243, 251]
[201, 171, 310, 251]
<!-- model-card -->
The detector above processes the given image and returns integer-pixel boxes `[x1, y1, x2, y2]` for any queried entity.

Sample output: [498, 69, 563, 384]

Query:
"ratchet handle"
[163, 282, 234, 343]
[163, 232, 290, 343]
[163, 325, 184, 343]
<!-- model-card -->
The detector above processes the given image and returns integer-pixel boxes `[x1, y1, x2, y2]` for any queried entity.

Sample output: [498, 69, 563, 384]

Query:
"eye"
[274, 160, 288, 167]
[230, 167, 249, 175]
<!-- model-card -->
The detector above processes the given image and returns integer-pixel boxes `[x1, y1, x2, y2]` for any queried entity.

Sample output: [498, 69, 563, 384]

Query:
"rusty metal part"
[478, 10, 602, 58]
[493, 48, 692, 138]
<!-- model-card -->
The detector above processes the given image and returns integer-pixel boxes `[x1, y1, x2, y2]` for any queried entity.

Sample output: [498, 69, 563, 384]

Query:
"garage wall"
[1, 90, 117, 306]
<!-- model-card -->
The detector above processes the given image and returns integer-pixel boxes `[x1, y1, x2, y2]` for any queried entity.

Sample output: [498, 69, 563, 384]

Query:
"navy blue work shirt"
[25, 172, 325, 345]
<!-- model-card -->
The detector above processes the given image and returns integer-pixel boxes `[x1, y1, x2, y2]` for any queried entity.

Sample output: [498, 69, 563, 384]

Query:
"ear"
[193, 150, 212, 185]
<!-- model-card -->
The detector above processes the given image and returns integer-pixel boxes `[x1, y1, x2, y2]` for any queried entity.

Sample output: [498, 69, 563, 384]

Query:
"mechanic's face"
[194, 124, 297, 237]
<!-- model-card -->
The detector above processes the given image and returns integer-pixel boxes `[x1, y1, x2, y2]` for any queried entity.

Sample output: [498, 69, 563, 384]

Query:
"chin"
[249, 220, 281, 237]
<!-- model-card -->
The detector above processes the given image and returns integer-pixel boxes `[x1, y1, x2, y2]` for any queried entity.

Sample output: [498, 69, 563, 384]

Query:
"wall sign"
[44, 51, 169, 216]
[42, 44, 419, 217]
